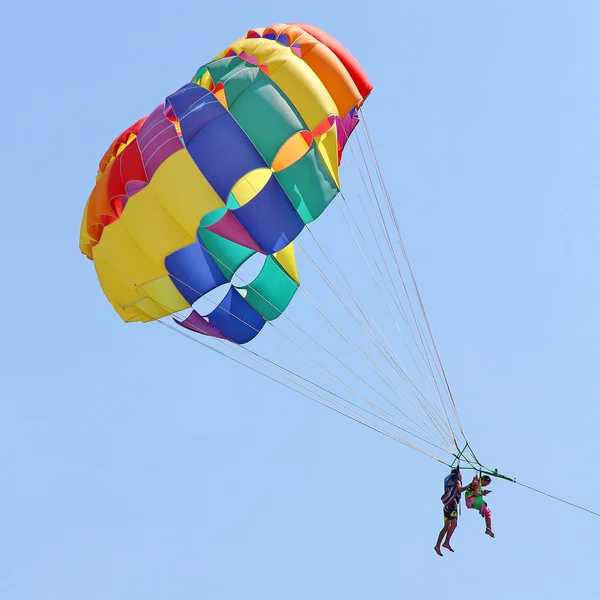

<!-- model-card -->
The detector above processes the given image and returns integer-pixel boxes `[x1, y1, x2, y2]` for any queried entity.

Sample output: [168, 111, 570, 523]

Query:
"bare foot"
[485, 528, 495, 538]
[442, 543, 454, 552]
[434, 546, 443, 556]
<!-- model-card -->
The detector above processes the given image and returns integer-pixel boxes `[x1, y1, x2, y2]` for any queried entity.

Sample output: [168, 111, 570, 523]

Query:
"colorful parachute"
[79, 23, 480, 469]
[80, 24, 588, 504]
[79, 23, 373, 344]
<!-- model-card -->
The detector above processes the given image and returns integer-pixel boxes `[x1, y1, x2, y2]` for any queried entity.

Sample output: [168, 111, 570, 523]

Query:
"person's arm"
[468, 476, 481, 495]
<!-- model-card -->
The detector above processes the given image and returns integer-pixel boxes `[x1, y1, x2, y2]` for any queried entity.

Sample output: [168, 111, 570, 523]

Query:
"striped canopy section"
[79, 23, 373, 344]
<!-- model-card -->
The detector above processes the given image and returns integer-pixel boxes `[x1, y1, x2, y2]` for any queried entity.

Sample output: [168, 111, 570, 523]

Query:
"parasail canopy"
[80, 23, 373, 345]
[80, 22, 476, 472]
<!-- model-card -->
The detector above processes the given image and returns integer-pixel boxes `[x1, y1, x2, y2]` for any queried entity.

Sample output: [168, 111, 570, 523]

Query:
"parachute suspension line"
[355, 116, 465, 449]
[333, 199, 438, 401]
[173, 223, 460, 450]
[272, 284, 452, 449]
[156, 319, 450, 462]
[158, 320, 439, 452]
[108, 115, 463, 460]
[329, 197, 454, 440]
[295, 248, 452, 449]
[346, 126, 457, 444]
[296, 231, 456, 449]
[336, 116, 463, 449]
[338, 143, 435, 378]
[237, 338, 449, 455]
[178, 262, 443, 447]
[262, 315, 445, 448]
[337, 188, 451, 438]
[333, 191, 462, 449]
[111, 210, 450, 453]
[359, 108, 466, 439]
[295, 230, 448, 424]
[291, 263, 454, 450]
[337, 121, 457, 441]
[114, 202, 452, 452]
[342, 125, 445, 395]
[164, 267, 454, 454]
[113, 202, 455, 456]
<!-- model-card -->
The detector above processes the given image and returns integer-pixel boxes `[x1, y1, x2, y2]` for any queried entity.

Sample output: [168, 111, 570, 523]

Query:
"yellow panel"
[227, 39, 338, 130]
[128, 313, 152, 323]
[118, 189, 194, 266]
[114, 300, 151, 323]
[92, 221, 180, 323]
[274, 242, 300, 284]
[89, 148, 222, 323]
[93, 229, 190, 323]
[129, 297, 173, 320]
[315, 123, 340, 188]
[93, 220, 163, 285]
[198, 70, 213, 89]
[93, 235, 148, 306]
[232, 168, 272, 206]
[137, 275, 190, 314]
[92, 251, 162, 324]
[121, 301, 159, 323]
[150, 149, 225, 238]
[211, 36, 263, 61]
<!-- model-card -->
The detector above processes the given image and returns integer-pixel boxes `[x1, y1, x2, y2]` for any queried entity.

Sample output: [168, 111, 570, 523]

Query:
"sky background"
[2, 1, 600, 599]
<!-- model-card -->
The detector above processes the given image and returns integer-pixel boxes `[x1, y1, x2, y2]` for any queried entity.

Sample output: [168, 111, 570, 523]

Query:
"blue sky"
[2, 1, 600, 598]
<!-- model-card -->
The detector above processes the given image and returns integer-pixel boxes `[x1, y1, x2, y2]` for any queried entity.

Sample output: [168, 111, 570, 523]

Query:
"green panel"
[240, 256, 299, 321]
[225, 71, 307, 165]
[203, 57, 246, 84]
[275, 146, 340, 223]
[226, 191, 239, 209]
[197, 225, 254, 282]
[198, 59, 309, 167]
[200, 206, 227, 227]
[222, 66, 266, 106]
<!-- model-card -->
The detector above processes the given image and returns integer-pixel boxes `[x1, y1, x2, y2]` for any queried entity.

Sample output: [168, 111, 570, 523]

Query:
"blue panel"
[206, 287, 266, 344]
[165, 83, 226, 143]
[185, 112, 266, 202]
[233, 176, 305, 254]
[165, 238, 228, 304]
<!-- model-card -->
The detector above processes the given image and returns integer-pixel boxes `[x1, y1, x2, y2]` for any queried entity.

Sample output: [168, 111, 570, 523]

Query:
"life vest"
[465, 480, 485, 512]
[441, 471, 461, 507]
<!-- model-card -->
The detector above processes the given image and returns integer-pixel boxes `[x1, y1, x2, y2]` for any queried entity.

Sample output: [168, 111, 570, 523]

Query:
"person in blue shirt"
[434, 467, 468, 556]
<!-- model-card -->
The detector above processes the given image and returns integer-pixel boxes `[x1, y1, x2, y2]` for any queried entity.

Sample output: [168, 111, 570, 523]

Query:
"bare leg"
[434, 522, 449, 555]
[442, 519, 457, 551]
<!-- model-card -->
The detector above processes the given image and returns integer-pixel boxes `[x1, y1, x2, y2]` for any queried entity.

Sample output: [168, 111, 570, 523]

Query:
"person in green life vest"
[465, 474, 494, 538]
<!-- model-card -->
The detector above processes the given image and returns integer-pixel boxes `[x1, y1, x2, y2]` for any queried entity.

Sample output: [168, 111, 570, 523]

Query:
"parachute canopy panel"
[80, 23, 372, 344]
